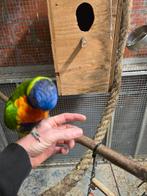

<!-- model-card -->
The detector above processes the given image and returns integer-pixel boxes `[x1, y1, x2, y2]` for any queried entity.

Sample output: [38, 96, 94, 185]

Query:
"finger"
[64, 139, 75, 149]
[53, 127, 83, 141]
[48, 113, 86, 126]
[54, 146, 63, 154]
[56, 140, 65, 144]
[56, 125, 77, 145]
[56, 139, 75, 149]
[57, 124, 76, 129]
[60, 147, 69, 155]
[54, 146, 70, 155]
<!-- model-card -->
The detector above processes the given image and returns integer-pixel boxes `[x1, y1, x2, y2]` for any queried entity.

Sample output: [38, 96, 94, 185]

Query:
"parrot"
[4, 76, 58, 137]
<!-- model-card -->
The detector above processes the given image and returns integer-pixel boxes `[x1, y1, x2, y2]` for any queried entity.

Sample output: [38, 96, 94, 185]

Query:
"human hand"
[16, 113, 86, 168]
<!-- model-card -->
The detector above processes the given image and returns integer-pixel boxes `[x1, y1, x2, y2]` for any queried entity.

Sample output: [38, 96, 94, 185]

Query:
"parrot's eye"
[76, 3, 94, 32]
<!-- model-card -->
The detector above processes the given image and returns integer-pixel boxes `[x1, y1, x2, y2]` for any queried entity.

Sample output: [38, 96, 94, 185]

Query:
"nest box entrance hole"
[76, 2, 94, 32]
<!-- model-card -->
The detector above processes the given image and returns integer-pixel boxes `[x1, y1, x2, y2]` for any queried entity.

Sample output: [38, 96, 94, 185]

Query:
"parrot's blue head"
[27, 78, 58, 111]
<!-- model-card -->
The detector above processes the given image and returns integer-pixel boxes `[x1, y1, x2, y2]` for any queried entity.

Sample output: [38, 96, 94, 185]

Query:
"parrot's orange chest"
[15, 96, 49, 123]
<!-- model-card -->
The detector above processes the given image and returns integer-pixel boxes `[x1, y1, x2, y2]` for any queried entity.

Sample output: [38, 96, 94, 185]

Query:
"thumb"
[53, 127, 83, 141]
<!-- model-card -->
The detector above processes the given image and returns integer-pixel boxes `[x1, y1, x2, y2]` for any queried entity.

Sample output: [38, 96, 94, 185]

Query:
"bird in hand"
[4, 76, 58, 137]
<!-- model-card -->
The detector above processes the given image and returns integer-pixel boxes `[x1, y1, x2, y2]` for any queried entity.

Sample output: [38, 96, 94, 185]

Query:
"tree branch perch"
[76, 136, 147, 182]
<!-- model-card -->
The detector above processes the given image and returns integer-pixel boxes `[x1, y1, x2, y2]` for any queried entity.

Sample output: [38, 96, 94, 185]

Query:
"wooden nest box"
[47, 0, 117, 95]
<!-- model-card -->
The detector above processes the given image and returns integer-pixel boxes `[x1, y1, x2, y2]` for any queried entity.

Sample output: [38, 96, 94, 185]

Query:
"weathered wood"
[0, 91, 9, 102]
[109, 0, 124, 88]
[76, 136, 147, 182]
[47, 0, 115, 95]
[92, 178, 115, 196]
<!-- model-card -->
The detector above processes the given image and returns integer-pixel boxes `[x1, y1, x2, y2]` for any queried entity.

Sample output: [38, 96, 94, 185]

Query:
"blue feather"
[27, 79, 58, 110]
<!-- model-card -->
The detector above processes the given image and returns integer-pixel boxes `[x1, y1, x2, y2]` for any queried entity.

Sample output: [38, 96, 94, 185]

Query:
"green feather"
[4, 79, 32, 130]
[4, 100, 18, 130]
[10, 79, 31, 101]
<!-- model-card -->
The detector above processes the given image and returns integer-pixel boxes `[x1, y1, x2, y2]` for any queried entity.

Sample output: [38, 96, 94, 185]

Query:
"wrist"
[16, 127, 51, 158]
[16, 133, 37, 155]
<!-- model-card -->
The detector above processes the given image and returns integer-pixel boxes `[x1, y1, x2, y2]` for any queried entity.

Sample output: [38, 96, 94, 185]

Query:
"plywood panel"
[47, 0, 114, 95]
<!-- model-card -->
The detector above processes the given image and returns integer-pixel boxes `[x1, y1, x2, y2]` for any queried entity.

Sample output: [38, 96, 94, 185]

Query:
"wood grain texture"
[92, 178, 115, 196]
[109, 0, 123, 88]
[47, 0, 114, 95]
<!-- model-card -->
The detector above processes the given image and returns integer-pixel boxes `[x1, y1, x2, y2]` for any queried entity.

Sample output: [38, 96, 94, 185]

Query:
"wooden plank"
[47, 0, 114, 95]
[112, 0, 119, 32]
[109, 0, 124, 88]
[92, 177, 115, 196]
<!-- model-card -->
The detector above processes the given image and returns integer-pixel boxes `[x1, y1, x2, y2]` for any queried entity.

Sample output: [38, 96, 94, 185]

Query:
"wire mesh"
[0, 83, 19, 143]
[0, 74, 146, 162]
[0, 0, 53, 67]
[111, 75, 147, 155]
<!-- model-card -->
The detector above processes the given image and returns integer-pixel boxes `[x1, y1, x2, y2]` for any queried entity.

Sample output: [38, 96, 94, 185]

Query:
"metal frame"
[123, 57, 147, 65]
[123, 57, 147, 72]
[0, 65, 55, 84]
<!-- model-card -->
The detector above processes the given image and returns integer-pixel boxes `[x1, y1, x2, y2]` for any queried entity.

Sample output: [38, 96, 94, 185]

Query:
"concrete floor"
[18, 161, 147, 196]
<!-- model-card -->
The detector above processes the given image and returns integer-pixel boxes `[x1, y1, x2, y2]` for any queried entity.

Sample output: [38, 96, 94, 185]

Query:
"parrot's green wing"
[4, 79, 32, 130]
[4, 100, 18, 129]
[10, 79, 32, 101]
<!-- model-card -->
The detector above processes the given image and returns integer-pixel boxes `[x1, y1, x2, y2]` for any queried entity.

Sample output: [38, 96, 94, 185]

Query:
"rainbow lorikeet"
[4, 76, 58, 136]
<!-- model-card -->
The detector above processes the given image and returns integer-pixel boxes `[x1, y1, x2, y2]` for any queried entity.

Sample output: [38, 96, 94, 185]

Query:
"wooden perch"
[0, 91, 8, 102]
[76, 136, 147, 182]
[92, 178, 115, 196]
